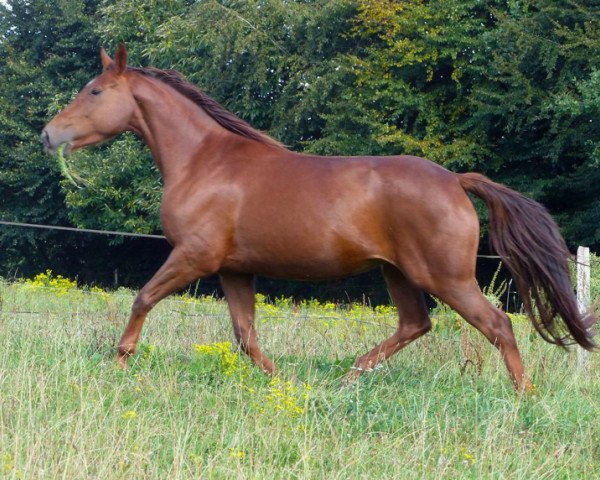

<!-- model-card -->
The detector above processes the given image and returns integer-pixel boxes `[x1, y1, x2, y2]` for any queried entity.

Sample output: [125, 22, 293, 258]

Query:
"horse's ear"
[115, 43, 128, 75]
[100, 47, 113, 71]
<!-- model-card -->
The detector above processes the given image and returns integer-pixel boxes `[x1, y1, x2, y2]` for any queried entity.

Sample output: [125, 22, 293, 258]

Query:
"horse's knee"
[132, 292, 152, 316]
[421, 318, 432, 335]
[400, 311, 431, 338]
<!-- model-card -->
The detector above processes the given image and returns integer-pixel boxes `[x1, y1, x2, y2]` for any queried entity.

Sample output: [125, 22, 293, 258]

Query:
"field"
[1, 274, 599, 479]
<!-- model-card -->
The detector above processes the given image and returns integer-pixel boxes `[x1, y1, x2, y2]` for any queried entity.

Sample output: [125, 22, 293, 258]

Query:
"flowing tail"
[459, 172, 595, 349]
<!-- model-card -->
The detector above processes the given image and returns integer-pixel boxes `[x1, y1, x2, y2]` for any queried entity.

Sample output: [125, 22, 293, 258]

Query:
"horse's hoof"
[116, 354, 129, 370]
[343, 368, 362, 385]
[262, 364, 276, 375]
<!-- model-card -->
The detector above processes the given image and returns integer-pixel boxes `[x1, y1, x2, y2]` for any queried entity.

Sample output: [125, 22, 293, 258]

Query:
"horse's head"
[42, 44, 135, 155]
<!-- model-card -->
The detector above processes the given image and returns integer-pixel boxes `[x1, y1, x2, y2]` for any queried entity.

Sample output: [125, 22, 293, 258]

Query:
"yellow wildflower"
[228, 449, 245, 459]
[24, 269, 77, 296]
[193, 342, 247, 376]
[2, 453, 14, 474]
[265, 377, 311, 416]
[461, 448, 476, 465]
[121, 410, 138, 420]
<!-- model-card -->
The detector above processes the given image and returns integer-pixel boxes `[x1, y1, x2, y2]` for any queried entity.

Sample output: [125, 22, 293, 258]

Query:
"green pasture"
[0, 275, 599, 479]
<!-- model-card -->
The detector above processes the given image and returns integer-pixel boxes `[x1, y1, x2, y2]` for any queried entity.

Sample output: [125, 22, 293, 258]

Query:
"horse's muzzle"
[41, 129, 52, 153]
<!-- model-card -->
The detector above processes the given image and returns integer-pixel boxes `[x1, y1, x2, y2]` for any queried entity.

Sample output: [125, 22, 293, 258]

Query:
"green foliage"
[468, 0, 600, 244]
[0, 0, 104, 274]
[98, 0, 362, 148]
[62, 133, 162, 234]
[313, 0, 499, 165]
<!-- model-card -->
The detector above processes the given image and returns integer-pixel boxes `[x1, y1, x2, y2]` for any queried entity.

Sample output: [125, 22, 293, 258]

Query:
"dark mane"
[129, 67, 284, 149]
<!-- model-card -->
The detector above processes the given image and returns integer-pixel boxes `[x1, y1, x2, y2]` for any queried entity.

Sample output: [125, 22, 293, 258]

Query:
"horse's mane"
[129, 67, 284, 149]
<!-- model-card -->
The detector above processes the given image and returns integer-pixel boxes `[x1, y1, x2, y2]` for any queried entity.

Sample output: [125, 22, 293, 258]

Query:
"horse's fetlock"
[234, 329, 251, 349]
[118, 344, 135, 357]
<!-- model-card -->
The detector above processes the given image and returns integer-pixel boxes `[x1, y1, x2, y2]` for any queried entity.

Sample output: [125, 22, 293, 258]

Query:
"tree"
[312, 0, 502, 164]
[468, 0, 600, 247]
[0, 0, 103, 277]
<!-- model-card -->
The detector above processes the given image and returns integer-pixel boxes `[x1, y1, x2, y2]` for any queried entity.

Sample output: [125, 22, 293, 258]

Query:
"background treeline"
[0, 0, 599, 302]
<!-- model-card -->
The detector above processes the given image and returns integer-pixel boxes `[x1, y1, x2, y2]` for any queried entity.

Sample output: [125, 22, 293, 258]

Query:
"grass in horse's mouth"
[56, 143, 80, 188]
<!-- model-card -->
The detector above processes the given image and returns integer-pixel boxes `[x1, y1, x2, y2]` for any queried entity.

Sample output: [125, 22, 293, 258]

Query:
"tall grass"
[0, 276, 598, 479]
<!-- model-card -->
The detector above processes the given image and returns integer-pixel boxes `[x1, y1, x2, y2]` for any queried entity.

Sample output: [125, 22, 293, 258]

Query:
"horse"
[42, 44, 595, 391]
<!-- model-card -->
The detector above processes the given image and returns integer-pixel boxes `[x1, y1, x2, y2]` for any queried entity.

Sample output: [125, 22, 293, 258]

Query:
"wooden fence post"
[577, 246, 590, 369]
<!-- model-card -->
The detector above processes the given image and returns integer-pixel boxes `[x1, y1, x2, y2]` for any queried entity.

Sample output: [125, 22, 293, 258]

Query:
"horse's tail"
[458, 172, 595, 349]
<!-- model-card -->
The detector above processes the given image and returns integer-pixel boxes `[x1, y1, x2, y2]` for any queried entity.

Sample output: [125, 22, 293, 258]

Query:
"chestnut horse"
[42, 45, 595, 391]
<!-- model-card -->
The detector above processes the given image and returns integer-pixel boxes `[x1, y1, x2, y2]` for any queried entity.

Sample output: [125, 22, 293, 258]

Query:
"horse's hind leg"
[347, 264, 431, 381]
[433, 280, 532, 391]
[220, 272, 275, 374]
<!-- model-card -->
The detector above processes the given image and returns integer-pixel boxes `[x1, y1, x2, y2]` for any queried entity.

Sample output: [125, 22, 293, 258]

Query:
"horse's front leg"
[116, 247, 216, 368]
[220, 272, 275, 374]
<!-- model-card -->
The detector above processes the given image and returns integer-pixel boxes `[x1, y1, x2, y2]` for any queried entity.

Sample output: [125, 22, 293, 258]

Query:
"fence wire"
[0, 220, 166, 239]
[2, 218, 599, 273]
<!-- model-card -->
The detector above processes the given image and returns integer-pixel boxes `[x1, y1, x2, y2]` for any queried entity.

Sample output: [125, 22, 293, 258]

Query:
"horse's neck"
[127, 74, 224, 185]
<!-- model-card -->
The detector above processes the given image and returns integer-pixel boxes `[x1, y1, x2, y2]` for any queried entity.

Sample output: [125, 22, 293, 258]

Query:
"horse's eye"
[90, 88, 102, 96]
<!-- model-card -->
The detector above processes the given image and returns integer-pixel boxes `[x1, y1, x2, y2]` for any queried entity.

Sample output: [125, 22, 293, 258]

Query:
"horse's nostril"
[41, 130, 50, 148]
